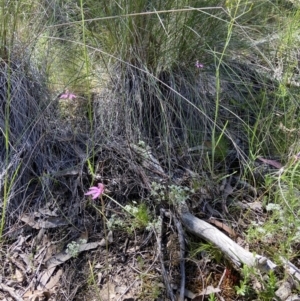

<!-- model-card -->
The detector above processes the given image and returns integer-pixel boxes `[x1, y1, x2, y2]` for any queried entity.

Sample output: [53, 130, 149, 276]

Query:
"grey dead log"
[178, 203, 300, 300]
[178, 203, 275, 271]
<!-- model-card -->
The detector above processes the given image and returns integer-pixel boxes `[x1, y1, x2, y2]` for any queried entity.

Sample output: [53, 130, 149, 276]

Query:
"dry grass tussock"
[0, 53, 297, 301]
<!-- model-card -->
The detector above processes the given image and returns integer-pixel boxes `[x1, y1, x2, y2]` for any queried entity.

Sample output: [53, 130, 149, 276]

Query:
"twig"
[157, 209, 175, 301]
[217, 268, 227, 288]
[0, 282, 24, 301]
[173, 215, 186, 301]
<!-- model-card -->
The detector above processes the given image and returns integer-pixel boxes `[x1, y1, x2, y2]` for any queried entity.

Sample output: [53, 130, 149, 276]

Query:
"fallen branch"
[178, 203, 300, 277]
[157, 209, 175, 301]
[179, 203, 275, 270]
[174, 215, 186, 301]
[163, 210, 186, 301]
[280, 257, 300, 282]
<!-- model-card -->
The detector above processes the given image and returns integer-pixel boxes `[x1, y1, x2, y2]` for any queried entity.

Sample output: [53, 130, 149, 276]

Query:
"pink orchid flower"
[85, 183, 105, 199]
[60, 90, 76, 100]
[195, 60, 204, 69]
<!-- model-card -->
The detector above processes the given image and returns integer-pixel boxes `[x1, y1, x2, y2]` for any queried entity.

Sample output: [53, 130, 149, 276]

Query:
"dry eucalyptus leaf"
[99, 282, 116, 301]
[15, 269, 24, 283]
[23, 290, 51, 301]
[198, 285, 221, 295]
[46, 242, 100, 269]
[99, 231, 113, 247]
[257, 157, 282, 169]
[46, 253, 72, 269]
[38, 208, 58, 217]
[246, 201, 262, 211]
[37, 267, 56, 290]
[45, 268, 63, 290]
[19, 254, 33, 273]
[21, 214, 68, 229]
[13, 235, 28, 250]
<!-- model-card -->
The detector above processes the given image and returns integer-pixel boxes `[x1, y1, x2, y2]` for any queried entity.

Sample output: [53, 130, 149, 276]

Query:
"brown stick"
[173, 215, 186, 301]
[157, 209, 175, 301]
[0, 283, 24, 301]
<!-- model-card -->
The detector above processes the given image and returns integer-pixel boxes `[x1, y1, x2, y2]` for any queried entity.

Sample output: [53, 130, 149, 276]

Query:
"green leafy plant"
[235, 279, 248, 296]
[66, 239, 87, 258]
[107, 202, 152, 233]
[190, 242, 224, 264]
[247, 162, 300, 261]
[208, 293, 217, 301]
[258, 270, 277, 300]
[234, 264, 279, 300]
[235, 265, 251, 297]
[151, 182, 194, 205]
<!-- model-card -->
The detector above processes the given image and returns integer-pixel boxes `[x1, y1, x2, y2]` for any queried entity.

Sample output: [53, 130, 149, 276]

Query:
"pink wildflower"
[195, 60, 204, 69]
[60, 90, 76, 100]
[85, 183, 105, 199]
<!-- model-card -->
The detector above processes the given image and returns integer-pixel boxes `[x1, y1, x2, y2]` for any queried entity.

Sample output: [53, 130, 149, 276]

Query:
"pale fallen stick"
[179, 204, 300, 300]
[179, 203, 274, 270]
[280, 257, 300, 282]
[178, 203, 299, 279]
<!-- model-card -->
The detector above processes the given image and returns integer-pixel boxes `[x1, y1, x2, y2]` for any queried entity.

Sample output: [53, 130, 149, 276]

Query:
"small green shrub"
[107, 202, 155, 233]
[66, 239, 87, 258]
